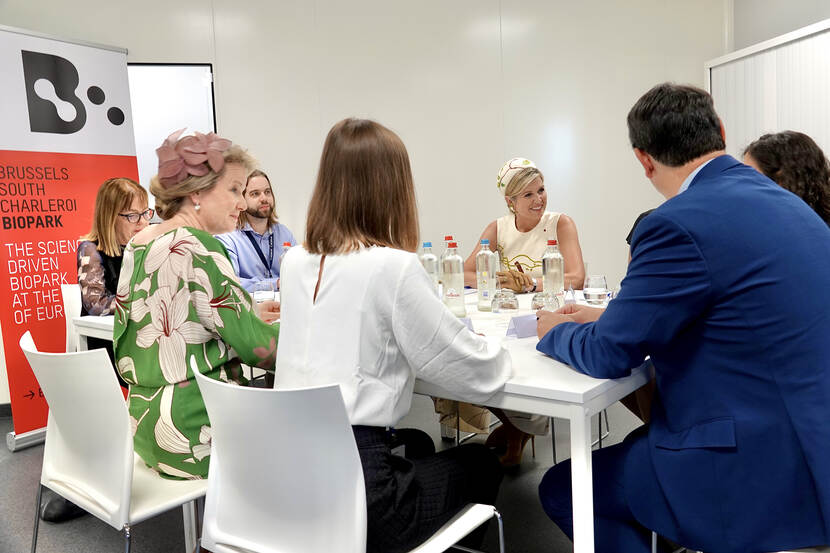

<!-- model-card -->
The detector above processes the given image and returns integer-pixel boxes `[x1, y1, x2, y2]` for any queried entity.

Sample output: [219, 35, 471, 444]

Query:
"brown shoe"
[499, 427, 534, 468]
[484, 424, 509, 451]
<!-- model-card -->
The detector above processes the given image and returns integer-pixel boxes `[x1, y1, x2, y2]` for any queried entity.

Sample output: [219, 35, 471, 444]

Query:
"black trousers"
[353, 426, 503, 553]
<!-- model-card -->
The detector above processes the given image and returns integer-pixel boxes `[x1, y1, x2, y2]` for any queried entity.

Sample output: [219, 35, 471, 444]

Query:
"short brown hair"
[83, 177, 147, 256]
[237, 169, 279, 229]
[149, 144, 256, 219]
[305, 118, 418, 254]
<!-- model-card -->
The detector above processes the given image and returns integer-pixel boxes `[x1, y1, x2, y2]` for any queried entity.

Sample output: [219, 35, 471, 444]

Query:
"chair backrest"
[19, 331, 133, 528]
[194, 370, 367, 553]
[60, 283, 81, 353]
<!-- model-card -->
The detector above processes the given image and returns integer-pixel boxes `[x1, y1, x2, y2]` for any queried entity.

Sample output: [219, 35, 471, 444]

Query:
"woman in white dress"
[274, 118, 512, 553]
[461, 157, 586, 466]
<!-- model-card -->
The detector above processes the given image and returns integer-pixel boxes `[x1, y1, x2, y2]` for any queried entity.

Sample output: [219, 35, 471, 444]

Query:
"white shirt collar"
[677, 158, 715, 195]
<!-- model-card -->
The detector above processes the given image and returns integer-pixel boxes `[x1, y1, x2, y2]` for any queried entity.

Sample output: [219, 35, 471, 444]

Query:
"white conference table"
[74, 291, 650, 553]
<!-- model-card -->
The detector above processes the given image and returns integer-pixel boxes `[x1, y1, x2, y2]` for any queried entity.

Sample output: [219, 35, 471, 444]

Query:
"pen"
[514, 261, 535, 293]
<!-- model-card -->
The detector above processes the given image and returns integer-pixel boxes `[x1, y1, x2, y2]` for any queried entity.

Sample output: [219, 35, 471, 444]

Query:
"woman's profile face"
[508, 176, 547, 221]
[195, 163, 247, 234]
[114, 196, 150, 246]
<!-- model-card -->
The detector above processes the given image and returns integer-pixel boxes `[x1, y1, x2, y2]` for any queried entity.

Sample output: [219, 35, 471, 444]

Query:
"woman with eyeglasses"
[78, 177, 153, 319]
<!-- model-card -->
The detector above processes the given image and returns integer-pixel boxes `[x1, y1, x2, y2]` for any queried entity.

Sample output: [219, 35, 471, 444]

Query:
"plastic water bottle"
[278, 241, 292, 266]
[419, 241, 439, 295]
[542, 239, 565, 299]
[276, 241, 292, 291]
[441, 241, 466, 317]
[475, 239, 497, 312]
[438, 234, 453, 279]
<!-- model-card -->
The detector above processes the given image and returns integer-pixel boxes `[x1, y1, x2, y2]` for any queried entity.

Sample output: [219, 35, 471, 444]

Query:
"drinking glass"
[583, 275, 608, 305]
[252, 281, 276, 305]
[491, 288, 519, 312]
[531, 291, 560, 311]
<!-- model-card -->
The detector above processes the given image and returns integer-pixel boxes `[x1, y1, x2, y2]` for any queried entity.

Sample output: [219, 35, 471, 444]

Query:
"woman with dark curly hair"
[744, 131, 830, 224]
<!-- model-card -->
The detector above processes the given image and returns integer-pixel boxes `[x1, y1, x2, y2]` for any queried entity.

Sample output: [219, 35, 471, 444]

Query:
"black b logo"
[21, 50, 125, 135]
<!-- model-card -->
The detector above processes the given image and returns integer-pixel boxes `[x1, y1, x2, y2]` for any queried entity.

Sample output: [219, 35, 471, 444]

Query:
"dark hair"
[627, 83, 725, 167]
[305, 118, 418, 254]
[744, 131, 830, 224]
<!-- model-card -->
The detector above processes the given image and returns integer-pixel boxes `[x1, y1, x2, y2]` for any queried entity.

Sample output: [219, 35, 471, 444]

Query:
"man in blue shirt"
[217, 170, 296, 292]
[536, 84, 830, 552]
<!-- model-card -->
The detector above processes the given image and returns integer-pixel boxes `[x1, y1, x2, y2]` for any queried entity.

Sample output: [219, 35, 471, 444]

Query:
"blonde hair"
[504, 166, 544, 200]
[237, 169, 279, 229]
[150, 144, 256, 219]
[306, 118, 418, 254]
[83, 177, 147, 257]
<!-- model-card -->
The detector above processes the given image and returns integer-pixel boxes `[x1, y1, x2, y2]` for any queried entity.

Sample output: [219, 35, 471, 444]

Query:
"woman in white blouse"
[275, 118, 512, 553]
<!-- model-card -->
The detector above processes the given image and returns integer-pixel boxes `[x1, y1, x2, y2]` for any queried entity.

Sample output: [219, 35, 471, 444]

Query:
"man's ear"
[633, 148, 655, 179]
[718, 119, 726, 144]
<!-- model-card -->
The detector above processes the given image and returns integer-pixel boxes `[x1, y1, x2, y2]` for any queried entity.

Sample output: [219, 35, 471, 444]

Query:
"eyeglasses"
[118, 208, 155, 223]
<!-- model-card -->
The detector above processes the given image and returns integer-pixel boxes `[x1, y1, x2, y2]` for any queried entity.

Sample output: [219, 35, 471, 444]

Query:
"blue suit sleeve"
[537, 213, 714, 378]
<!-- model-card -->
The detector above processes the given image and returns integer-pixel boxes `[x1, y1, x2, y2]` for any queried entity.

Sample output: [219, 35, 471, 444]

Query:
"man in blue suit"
[536, 83, 830, 553]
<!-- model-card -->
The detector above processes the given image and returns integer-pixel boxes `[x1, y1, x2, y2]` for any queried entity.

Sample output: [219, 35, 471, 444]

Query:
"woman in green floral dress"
[114, 130, 280, 480]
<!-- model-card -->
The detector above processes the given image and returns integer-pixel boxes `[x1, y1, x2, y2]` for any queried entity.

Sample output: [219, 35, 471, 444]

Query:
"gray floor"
[0, 397, 642, 553]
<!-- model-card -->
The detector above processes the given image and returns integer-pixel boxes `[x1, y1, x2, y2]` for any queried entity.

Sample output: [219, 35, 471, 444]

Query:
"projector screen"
[127, 63, 216, 203]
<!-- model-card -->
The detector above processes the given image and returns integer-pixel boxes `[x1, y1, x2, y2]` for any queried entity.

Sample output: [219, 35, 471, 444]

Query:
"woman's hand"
[256, 300, 281, 324]
[496, 270, 534, 292]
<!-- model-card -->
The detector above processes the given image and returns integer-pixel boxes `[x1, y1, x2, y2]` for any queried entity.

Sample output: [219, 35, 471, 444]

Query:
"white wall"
[733, 0, 830, 49]
[0, 0, 728, 406]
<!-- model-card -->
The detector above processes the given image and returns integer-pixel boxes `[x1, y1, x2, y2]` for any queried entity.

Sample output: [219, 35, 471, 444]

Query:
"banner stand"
[6, 427, 45, 452]
[0, 25, 138, 445]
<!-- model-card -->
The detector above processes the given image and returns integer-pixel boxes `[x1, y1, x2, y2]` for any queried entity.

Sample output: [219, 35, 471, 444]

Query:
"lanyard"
[244, 230, 274, 278]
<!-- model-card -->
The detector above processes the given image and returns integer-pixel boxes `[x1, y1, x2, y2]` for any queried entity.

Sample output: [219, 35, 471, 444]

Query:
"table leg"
[78, 334, 88, 351]
[182, 501, 197, 553]
[569, 405, 595, 553]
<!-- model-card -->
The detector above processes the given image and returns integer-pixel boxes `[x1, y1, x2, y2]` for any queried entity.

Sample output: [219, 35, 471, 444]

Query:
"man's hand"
[536, 303, 605, 338]
[555, 303, 605, 324]
[496, 270, 534, 293]
[536, 310, 573, 338]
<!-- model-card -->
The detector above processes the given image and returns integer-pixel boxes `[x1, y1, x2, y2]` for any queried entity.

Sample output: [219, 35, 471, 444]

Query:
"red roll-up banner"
[0, 26, 138, 439]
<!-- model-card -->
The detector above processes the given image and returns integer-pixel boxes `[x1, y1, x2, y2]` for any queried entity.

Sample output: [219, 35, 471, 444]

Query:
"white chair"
[21, 331, 207, 553]
[194, 370, 505, 553]
[60, 283, 81, 352]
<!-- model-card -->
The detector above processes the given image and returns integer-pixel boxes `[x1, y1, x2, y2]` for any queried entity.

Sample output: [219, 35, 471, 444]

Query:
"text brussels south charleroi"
[0, 164, 76, 229]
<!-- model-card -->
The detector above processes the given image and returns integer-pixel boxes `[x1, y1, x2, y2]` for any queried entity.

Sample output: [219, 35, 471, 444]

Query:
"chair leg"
[550, 417, 557, 464]
[651, 531, 657, 553]
[495, 509, 505, 553]
[31, 483, 43, 553]
[123, 524, 131, 553]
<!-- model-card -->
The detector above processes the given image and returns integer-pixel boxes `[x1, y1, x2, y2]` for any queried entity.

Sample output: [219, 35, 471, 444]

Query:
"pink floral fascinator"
[156, 128, 233, 188]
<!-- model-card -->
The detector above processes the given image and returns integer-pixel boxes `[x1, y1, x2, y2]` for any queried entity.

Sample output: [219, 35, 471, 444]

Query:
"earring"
[194, 203, 201, 212]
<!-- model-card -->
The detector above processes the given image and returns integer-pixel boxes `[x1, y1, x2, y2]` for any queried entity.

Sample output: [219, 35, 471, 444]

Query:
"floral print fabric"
[114, 227, 278, 479]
